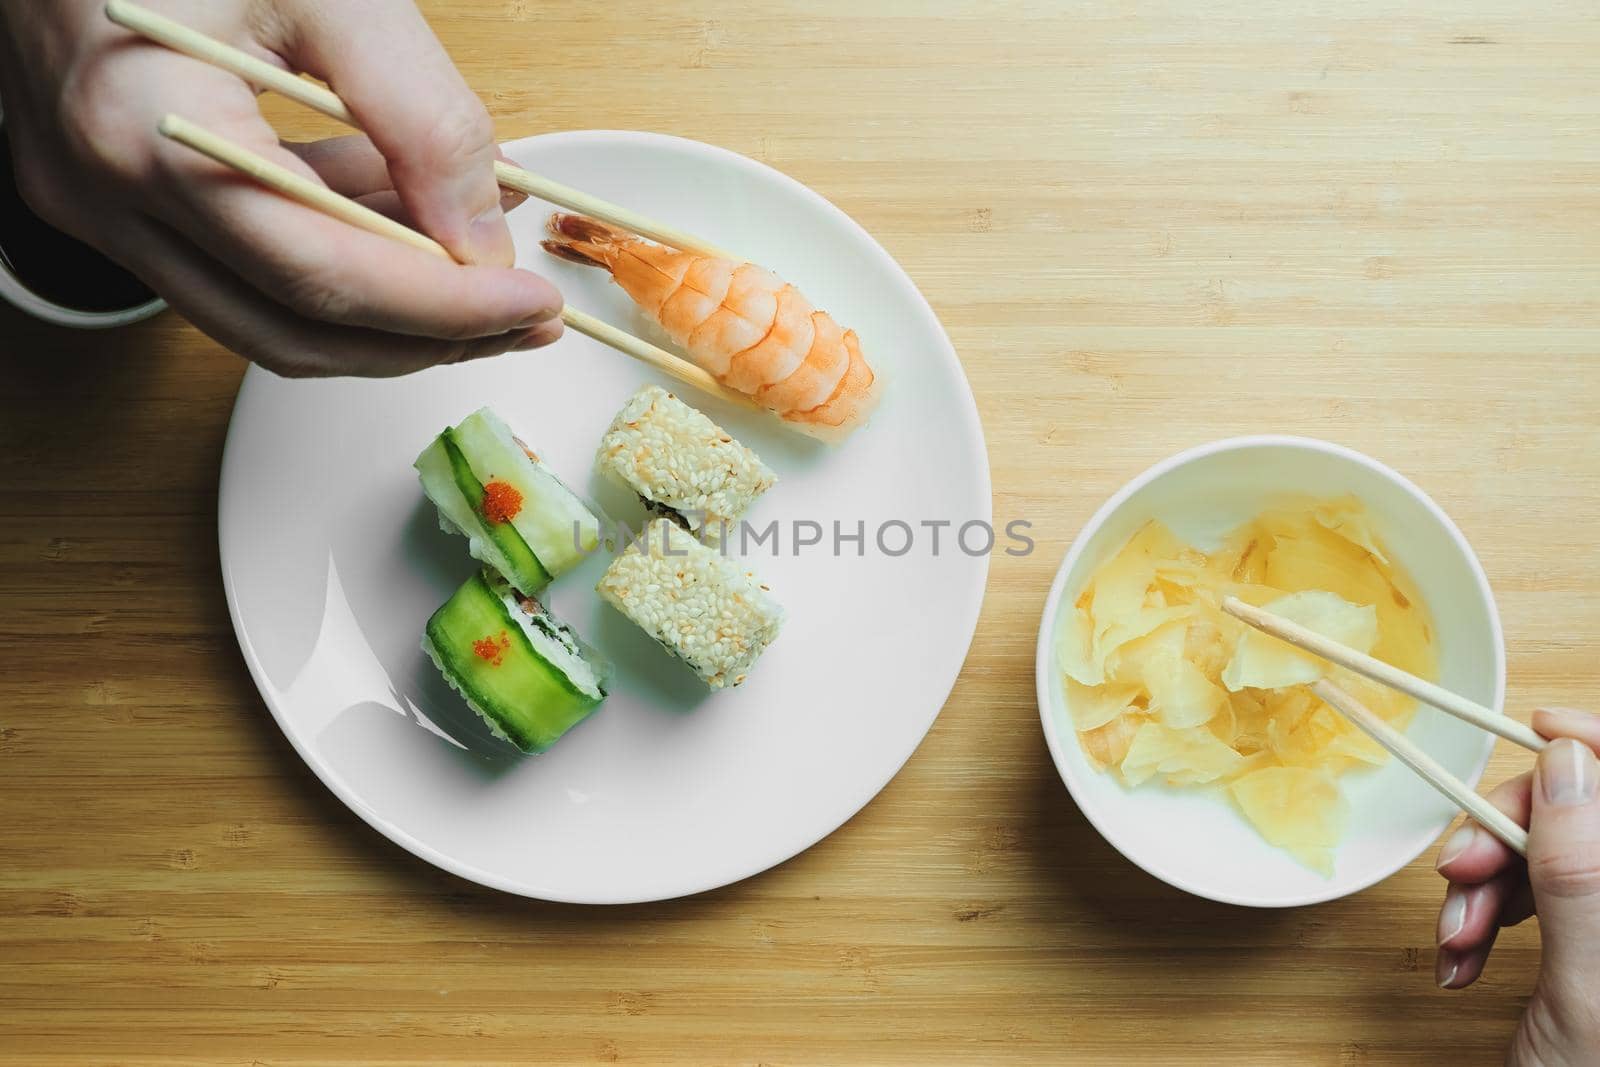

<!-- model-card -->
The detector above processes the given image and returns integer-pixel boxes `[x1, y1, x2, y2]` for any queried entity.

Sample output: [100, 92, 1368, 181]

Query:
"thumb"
[1528, 737, 1600, 985]
[274, 1, 513, 266]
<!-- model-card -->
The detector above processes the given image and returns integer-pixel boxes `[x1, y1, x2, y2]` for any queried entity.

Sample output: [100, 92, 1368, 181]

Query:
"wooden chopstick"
[493, 172, 738, 264]
[1221, 595, 1544, 752]
[156, 114, 760, 411]
[157, 116, 449, 258]
[551, 307, 746, 398]
[106, 0, 739, 260]
[1312, 679, 1528, 857]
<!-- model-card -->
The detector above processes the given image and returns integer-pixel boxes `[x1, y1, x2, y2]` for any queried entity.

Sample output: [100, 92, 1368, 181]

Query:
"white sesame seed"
[594, 385, 777, 534]
[595, 518, 783, 690]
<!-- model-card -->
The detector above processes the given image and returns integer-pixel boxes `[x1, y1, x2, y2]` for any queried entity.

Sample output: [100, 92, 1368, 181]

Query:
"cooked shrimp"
[542, 214, 881, 440]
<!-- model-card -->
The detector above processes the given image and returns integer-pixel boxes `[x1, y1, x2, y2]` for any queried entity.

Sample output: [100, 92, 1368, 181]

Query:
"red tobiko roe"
[480, 480, 523, 523]
[472, 632, 511, 666]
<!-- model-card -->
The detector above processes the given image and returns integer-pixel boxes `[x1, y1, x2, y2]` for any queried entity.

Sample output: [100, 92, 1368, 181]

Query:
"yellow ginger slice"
[1230, 765, 1347, 876]
[1222, 590, 1378, 692]
[1066, 678, 1143, 732]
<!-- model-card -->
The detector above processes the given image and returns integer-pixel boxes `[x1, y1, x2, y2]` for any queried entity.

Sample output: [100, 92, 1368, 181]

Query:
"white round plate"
[219, 131, 990, 903]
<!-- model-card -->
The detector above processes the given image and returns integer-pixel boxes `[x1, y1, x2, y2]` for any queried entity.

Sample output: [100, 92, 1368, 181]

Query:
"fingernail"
[1437, 885, 1468, 946]
[455, 327, 541, 364]
[467, 204, 512, 265]
[1540, 738, 1598, 807]
[506, 326, 544, 349]
[519, 318, 563, 349]
[517, 304, 561, 329]
[1436, 949, 1461, 989]
[500, 321, 559, 353]
[1436, 824, 1478, 870]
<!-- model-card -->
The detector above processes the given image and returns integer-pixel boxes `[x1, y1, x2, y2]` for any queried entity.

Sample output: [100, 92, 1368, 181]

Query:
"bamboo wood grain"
[5, 1, 1600, 1063]
[1223, 595, 1546, 752]
[157, 114, 759, 413]
[1311, 680, 1529, 856]
[106, 0, 739, 260]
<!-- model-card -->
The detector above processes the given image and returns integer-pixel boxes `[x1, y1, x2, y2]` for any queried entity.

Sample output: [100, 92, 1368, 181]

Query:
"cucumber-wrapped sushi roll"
[598, 518, 783, 689]
[415, 408, 601, 594]
[423, 569, 610, 753]
[596, 385, 776, 534]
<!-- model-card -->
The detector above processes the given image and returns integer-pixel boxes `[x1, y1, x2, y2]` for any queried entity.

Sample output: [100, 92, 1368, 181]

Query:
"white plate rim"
[218, 128, 992, 903]
[1032, 434, 1505, 908]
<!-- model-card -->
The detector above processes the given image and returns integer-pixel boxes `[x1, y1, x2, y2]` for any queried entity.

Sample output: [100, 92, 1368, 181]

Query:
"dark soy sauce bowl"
[0, 111, 165, 328]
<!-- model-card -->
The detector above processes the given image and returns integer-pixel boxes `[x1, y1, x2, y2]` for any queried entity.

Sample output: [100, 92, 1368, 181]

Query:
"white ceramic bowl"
[1035, 436, 1505, 907]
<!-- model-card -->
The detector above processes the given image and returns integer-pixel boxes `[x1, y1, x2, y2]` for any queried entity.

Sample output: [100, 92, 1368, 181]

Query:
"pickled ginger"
[1058, 498, 1435, 875]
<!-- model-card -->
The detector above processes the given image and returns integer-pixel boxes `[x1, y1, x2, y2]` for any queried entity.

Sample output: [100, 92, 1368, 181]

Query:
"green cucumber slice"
[450, 408, 600, 577]
[441, 430, 552, 588]
[415, 431, 552, 594]
[423, 571, 604, 754]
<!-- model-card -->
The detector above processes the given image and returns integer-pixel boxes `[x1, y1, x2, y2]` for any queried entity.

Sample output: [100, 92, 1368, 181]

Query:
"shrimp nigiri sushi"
[542, 214, 882, 442]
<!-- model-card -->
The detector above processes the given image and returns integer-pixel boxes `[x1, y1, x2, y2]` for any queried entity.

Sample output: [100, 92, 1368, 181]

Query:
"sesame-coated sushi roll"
[415, 408, 601, 594]
[597, 518, 783, 690]
[596, 385, 776, 534]
[423, 569, 610, 754]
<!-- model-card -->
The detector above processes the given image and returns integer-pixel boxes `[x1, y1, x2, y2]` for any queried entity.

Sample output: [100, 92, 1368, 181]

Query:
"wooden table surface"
[4, 1, 1598, 1063]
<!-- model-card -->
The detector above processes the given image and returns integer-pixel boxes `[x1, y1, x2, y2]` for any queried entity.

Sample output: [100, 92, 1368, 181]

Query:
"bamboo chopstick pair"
[1221, 596, 1538, 857]
[105, 0, 757, 411]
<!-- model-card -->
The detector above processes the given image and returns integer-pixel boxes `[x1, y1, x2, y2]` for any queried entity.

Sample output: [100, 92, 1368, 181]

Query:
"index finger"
[270, 0, 511, 267]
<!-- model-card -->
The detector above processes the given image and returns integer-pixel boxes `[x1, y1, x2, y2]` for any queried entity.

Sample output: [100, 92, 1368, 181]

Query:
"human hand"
[1435, 708, 1600, 1066]
[0, 0, 561, 376]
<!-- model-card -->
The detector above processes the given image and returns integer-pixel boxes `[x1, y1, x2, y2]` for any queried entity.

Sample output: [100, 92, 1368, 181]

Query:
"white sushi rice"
[596, 385, 776, 533]
[596, 518, 784, 690]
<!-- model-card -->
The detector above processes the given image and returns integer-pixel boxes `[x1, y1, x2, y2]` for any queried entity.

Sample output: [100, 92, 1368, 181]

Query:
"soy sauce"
[0, 125, 155, 312]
